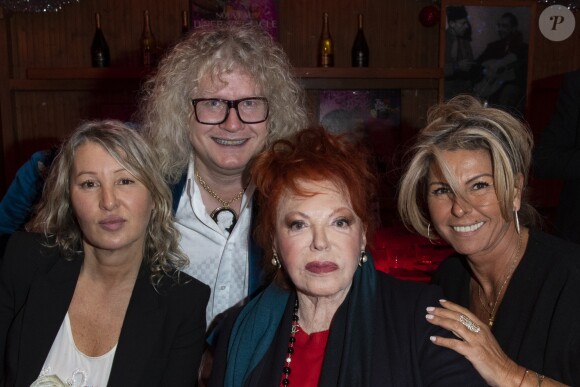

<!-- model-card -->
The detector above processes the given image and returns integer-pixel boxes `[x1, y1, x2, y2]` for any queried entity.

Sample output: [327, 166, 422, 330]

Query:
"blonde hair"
[398, 95, 538, 238]
[29, 120, 188, 285]
[137, 23, 308, 183]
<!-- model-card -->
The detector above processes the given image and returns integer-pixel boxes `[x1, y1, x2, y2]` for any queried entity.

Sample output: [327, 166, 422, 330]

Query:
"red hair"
[250, 126, 378, 280]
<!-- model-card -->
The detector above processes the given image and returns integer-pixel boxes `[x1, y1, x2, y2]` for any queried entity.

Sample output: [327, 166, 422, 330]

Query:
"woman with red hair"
[207, 126, 484, 386]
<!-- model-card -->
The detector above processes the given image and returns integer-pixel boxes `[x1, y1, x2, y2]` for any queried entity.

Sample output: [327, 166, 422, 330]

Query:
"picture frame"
[189, 0, 279, 39]
[316, 89, 402, 224]
[317, 89, 401, 137]
[439, 0, 537, 117]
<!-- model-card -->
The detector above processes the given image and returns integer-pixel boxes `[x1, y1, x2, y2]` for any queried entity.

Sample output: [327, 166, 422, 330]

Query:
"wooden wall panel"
[278, 0, 439, 68]
[1, 0, 580, 201]
[8, 0, 188, 77]
[278, 0, 442, 166]
[1, 0, 187, 190]
[532, 4, 580, 79]
[0, 8, 10, 194]
[5, 89, 138, 172]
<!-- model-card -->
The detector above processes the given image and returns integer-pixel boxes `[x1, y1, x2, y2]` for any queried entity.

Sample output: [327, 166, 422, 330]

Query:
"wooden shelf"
[9, 79, 143, 91]
[18, 66, 443, 91]
[25, 66, 442, 80]
[6, 67, 152, 91]
[294, 67, 442, 79]
[26, 67, 152, 80]
[295, 67, 442, 90]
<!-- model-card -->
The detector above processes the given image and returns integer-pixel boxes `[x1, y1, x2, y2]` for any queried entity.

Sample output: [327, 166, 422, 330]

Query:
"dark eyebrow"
[427, 173, 492, 189]
[466, 173, 493, 184]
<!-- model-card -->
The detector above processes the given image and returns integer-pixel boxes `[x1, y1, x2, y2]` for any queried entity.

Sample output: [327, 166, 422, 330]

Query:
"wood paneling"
[8, 0, 189, 76]
[3, 89, 138, 175]
[0, 8, 10, 194]
[1, 0, 187, 189]
[533, 5, 580, 79]
[1, 0, 579, 201]
[279, 0, 439, 68]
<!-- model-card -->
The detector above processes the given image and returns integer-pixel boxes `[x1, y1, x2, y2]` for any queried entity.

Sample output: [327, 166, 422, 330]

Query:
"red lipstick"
[305, 261, 338, 274]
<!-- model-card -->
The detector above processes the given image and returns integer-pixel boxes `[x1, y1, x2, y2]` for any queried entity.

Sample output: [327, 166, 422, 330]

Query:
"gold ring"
[459, 314, 481, 333]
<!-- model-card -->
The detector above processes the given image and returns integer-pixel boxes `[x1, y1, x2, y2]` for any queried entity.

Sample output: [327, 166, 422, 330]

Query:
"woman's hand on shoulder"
[425, 299, 522, 386]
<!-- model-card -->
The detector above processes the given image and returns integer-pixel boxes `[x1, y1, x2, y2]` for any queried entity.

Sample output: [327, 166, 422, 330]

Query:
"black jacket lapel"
[106, 269, 165, 387]
[16, 257, 80, 386]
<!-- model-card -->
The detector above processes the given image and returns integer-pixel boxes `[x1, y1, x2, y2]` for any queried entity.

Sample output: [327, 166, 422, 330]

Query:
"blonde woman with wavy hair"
[136, 23, 309, 328]
[398, 95, 580, 386]
[1, 120, 209, 386]
[31, 120, 187, 284]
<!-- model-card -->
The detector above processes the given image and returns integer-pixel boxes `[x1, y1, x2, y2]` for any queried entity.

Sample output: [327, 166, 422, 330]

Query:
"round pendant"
[210, 207, 238, 234]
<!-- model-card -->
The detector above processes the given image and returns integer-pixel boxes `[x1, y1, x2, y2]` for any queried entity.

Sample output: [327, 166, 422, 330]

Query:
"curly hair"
[398, 94, 539, 239]
[250, 126, 378, 285]
[136, 23, 308, 183]
[29, 120, 188, 286]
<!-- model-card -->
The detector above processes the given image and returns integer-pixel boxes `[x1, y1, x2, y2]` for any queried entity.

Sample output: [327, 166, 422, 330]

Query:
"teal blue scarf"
[224, 282, 290, 387]
[224, 255, 377, 387]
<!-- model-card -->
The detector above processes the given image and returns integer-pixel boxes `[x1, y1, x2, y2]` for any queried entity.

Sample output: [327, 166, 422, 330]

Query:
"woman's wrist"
[519, 368, 551, 387]
[518, 368, 528, 387]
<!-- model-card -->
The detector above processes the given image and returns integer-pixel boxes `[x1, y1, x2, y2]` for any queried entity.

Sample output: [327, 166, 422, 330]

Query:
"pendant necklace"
[195, 169, 245, 233]
[477, 231, 523, 327]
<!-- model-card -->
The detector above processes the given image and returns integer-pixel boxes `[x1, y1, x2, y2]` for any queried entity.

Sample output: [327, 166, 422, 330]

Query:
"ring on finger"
[459, 314, 481, 333]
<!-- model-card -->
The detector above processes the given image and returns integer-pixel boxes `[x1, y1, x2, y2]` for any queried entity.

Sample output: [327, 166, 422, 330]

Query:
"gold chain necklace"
[477, 231, 523, 327]
[195, 169, 245, 208]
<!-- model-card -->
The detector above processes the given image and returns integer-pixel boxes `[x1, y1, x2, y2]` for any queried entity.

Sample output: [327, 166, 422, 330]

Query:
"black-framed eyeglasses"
[191, 97, 269, 125]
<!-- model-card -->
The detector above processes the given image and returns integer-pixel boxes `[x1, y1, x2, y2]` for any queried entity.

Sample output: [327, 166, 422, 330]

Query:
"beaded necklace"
[281, 298, 299, 386]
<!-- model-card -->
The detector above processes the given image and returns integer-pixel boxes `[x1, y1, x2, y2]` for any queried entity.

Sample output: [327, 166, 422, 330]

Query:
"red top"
[281, 328, 330, 386]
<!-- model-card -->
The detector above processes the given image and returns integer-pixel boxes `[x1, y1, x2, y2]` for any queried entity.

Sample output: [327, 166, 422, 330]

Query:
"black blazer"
[432, 228, 580, 385]
[0, 232, 210, 387]
[210, 273, 485, 386]
[533, 69, 580, 244]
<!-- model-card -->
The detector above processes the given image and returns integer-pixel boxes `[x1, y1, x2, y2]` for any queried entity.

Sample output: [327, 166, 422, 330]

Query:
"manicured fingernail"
[426, 314, 434, 320]
[430, 336, 437, 342]
[440, 299, 447, 303]
[426, 306, 435, 312]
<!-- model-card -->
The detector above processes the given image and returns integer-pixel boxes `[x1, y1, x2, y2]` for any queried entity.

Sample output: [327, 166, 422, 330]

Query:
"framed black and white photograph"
[440, 0, 536, 115]
[190, 0, 279, 39]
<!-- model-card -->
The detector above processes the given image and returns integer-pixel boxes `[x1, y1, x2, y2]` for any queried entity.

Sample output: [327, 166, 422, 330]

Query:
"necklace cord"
[477, 231, 523, 327]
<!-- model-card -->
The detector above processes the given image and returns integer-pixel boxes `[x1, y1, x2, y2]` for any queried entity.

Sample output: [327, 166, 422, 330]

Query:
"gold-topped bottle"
[317, 12, 334, 67]
[181, 10, 189, 37]
[140, 10, 157, 67]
